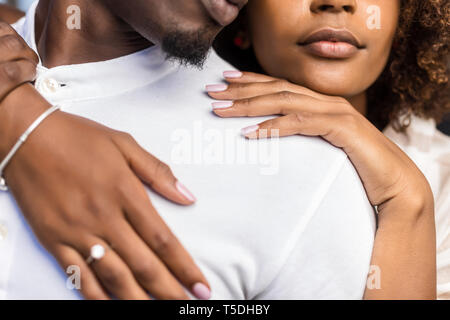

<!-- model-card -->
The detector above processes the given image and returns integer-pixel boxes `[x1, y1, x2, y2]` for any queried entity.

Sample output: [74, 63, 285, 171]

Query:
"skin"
[207, 0, 437, 299]
[0, 0, 436, 300]
[0, 0, 247, 300]
[245, 0, 399, 109]
[35, 0, 246, 68]
[0, 4, 23, 24]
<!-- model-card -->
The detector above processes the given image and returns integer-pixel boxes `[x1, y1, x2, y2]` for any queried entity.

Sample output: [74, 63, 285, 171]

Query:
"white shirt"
[0, 1, 376, 300]
[384, 118, 450, 300]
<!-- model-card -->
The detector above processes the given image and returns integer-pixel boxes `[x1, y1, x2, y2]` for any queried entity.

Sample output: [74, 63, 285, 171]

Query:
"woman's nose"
[310, 0, 357, 14]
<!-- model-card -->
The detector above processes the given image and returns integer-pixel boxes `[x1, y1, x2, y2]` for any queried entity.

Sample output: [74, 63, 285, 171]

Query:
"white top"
[384, 119, 450, 300]
[0, 2, 376, 299]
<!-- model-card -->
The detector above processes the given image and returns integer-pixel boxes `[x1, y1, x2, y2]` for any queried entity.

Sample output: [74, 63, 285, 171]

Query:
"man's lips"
[227, 0, 248, 8]
[298, 29, 365, 59]
[203, 0, 248, 26]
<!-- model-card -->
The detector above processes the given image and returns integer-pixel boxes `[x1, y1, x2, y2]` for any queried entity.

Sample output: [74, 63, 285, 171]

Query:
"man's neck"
[35, 0, 152, 68]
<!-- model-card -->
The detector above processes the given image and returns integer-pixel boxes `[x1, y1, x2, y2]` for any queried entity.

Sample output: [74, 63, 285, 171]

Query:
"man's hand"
[0, 84, 211, 300]
[0, 21, 38, 101]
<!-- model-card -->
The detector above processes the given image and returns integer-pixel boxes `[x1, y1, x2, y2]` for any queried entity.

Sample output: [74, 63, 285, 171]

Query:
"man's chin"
[161, 27, 218, 68]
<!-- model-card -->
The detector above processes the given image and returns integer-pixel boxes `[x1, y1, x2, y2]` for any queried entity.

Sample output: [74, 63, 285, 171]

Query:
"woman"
[0, 0, 447, 299]
[210, 0, 449, 299]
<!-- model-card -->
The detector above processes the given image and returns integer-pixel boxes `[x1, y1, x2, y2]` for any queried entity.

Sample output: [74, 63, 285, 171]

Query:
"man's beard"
[162, 27, 217, 68]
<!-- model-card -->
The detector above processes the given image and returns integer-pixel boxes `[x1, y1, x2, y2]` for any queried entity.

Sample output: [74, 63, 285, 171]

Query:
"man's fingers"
[0, 59, 37, 100]
[105, 219, 192, 300]
[53, 244, 110, 300]
[121, 189, 211, 300]
[213, 92, 335, 118]
[113, 133, 196, 205]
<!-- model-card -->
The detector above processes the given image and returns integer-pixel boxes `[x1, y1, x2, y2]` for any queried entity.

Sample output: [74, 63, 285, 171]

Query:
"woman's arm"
[365, 190, 436, 299]
[207, 71, 437, 299]
[0, 24, 211, 300]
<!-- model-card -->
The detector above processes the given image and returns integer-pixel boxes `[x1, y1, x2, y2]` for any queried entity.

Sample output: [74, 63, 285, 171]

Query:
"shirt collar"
[21, 0, 178, 103]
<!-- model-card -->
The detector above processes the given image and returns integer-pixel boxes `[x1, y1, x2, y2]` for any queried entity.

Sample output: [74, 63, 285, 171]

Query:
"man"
[0, 0, 375, 299]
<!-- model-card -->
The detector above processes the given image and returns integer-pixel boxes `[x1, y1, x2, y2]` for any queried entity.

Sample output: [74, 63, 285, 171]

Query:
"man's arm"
[0, 4, 24, 24]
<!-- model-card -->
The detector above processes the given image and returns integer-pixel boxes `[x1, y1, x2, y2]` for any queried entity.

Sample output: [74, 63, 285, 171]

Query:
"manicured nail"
[176, 181, 197, 202]
[241, 125, 259, 136]
[206, 84, 228, 92]
[223, 70, 243, 79]
[192, 283, 211, 300]
[212, 101, 234, 109]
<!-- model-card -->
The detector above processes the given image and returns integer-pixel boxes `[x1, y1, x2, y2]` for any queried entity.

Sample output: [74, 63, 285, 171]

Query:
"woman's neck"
[35, 0, 152, 68]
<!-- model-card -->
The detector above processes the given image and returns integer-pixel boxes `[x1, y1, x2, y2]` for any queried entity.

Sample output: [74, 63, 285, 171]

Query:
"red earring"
[234, 35, 244, 47]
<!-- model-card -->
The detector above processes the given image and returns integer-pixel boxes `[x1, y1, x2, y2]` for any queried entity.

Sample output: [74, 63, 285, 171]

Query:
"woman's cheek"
[362, 1, 400, 75]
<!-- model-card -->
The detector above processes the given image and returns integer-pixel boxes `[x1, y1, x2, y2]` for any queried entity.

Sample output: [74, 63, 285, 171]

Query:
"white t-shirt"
[0, 2, 375, 300]
[384, 118, 450, 299]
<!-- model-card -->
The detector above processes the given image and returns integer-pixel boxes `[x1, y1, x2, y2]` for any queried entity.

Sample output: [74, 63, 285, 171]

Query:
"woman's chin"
[299, 80, 363, 98]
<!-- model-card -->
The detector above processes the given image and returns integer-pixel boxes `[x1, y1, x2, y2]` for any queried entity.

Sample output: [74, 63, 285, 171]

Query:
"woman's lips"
[299, 29, 365, 59]
[202, 0, 247, 26]
[303, 41, 359, 59]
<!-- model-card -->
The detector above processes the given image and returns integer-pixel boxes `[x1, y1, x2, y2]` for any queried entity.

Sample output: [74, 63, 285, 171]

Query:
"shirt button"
[0, 222, 8, 241]
[35, 77, 61, 94]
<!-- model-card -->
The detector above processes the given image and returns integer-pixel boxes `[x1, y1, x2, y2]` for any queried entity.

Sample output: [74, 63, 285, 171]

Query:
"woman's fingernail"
[241, 125, 259, 136]
[223, 70, 243, 79]
[212, 101, 234, 109]
[206, 84, 228, 92]
[176, 181, 197, 202]
[192, 283, 211, 300]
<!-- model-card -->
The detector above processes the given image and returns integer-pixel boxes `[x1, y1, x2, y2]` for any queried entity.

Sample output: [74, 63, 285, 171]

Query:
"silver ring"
[0, 177, 8, 192]
[86, 244, 107, 265]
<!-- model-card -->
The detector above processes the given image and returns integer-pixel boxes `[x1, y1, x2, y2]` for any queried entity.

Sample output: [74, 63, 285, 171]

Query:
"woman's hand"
[207, 71, 437, 299]
[0, 4, 25, 24]
[0, 22, 210, 300]
[0, 21, 38, 101]
[0, 84, 210, 300]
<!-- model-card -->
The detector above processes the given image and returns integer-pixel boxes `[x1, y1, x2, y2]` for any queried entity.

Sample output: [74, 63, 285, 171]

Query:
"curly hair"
[214, 0, 450, 131]
[369, 0, 450, 130]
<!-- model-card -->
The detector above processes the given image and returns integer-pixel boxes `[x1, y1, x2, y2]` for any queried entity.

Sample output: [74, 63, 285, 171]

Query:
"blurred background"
[1, 0, 449, 135]
[0, 0, 33, 10]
